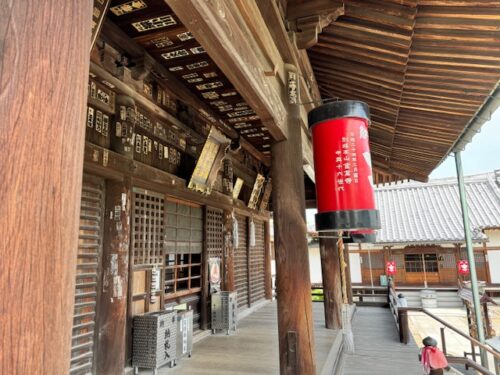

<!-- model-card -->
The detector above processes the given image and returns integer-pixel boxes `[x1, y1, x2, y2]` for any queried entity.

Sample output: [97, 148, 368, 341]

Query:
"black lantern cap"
[308, 100, 370, 129]
[316, 209, 380, 232]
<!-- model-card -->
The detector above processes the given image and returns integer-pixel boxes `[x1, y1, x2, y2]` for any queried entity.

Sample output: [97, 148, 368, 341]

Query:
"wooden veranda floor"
[145, 301, 340, 375]
[342, 307, 422, 375]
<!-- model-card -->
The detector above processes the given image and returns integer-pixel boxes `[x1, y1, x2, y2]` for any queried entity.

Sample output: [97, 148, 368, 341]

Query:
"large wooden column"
[97, 179, 132, 374]
[0, 2, 92, 374]
[272, 66, 316, 374]
[319, 238, 343, 329]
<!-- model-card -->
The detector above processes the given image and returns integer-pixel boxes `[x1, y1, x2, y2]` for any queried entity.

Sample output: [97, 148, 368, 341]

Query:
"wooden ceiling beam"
[286, 0, 344, 49]
[99, 19, 270, 166]
[165, 0, 288, 142]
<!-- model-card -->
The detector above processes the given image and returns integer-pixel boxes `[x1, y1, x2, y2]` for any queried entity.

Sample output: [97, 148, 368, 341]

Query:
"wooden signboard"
[259, 178, 272, 212]
[188, 127, 230, 194]
[248, 174, 265, 210]
[91, 0, 111, 51]
[232, 178, 244, 200]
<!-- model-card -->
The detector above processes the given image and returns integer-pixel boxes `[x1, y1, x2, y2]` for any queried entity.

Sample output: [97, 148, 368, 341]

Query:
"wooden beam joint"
[287, 2, 344, 49]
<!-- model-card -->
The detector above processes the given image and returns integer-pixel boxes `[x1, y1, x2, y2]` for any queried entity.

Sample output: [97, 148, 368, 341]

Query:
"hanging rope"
[338, 234, 348, 304]
[338, 232, 355, 353]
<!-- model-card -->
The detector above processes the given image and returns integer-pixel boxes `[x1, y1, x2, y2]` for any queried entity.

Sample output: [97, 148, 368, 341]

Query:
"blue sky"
[306, 109, 500, 228]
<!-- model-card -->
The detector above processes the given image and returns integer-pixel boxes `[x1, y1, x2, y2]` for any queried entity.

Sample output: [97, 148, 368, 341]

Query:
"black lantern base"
[315, 209, 380, 231]
[344, 232, 377, 244]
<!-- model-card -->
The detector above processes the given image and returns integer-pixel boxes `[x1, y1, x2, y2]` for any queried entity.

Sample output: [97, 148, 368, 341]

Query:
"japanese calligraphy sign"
[248, 174, 265, 210]
[308, 101, 380, 231]
[457, 260, 470, 275]
[386, 261, 397, 276]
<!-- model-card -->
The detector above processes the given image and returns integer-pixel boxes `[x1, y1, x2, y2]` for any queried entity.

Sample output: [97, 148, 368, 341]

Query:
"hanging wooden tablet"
[188, 127, 230, 194]
[248, 174, 265, 210]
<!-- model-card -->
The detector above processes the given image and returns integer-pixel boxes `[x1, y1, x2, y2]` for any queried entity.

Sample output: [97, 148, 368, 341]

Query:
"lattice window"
[132, 188, 165, 267]
[164, 200, 203, 297]
[404, 254, 438, 272]
[361, 252, 384, 269]
[206, 207, 223, 259]
[249, 219, 266, 303]
[441, 253, 456, 269]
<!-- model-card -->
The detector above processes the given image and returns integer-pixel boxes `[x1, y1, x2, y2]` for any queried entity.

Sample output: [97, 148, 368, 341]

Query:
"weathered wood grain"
[272, 65, 316, 374]
[97, 179, 132, 374]
[319, 238, 343, 329]
[308, 0, 500, 181]
[159, 302, 339, 375]
[343, 307, 422, 375]
[0, 1, 92, 374]
[166, 0, 288, 142]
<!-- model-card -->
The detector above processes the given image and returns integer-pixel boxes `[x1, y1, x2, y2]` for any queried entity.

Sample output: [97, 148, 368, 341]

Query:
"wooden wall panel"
[132, 188, 165, 267]
[70, 176, 105, 375]
[249, 219, 266, 304]
[235, 215, 249, 310]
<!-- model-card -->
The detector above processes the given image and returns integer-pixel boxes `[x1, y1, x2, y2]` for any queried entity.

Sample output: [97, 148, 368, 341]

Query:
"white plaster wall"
[309, 247, 323, 284]
[350, 253, 362, 283]
[486, 229, 500, 246]
[308, 246, 363, 284]
[488, 250, 500, 284]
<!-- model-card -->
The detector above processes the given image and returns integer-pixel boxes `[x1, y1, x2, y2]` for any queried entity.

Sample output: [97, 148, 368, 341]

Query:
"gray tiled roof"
[374, 172, 500, 244]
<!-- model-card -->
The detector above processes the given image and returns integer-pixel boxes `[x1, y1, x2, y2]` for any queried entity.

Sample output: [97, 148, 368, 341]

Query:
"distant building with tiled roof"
[309, 171, 500, 287]
[374, 171, 500, 245]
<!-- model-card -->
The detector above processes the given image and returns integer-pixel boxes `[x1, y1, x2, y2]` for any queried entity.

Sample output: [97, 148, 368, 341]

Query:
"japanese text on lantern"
[335, 134, 359, 192]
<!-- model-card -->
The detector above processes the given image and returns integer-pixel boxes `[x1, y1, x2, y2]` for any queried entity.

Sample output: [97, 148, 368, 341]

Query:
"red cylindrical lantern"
[308, 101, 380, 231]
[386, 261, 397, 276]
[457, 260, 470, 275]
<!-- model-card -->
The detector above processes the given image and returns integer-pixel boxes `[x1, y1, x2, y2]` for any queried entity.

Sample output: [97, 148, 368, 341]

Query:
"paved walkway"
[142, 301, 339, 374]
[343, 307, 422, 375]
[408, 306, 500, 374]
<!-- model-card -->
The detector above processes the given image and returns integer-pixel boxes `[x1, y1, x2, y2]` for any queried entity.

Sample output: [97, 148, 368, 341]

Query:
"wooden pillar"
[97, 179, 131, 374]
[224, 210, 235, 291]
[201, 207, 209, 330]
[247, 217, 252, 307]
[319, 238, 342, 329]
[264, 220, 273, 300]
[344, 243, 354, 305]
[272, 65, 316, 374]
[0, 3, 92, 374]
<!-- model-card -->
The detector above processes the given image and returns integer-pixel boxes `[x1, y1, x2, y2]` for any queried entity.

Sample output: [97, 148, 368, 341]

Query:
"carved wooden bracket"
[287, 2, 345, 49]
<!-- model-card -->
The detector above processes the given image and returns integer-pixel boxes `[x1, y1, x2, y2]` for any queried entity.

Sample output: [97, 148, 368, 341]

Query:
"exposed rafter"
[286, 0, 345, 49]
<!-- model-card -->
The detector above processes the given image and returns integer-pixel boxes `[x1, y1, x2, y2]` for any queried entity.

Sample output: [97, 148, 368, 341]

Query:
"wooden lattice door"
[204, 207, 224, 327]
[130, 188, 165, 332]
[249, 219, 266, 304]
[70, 175, 104, 375]
[234, 215, 249, 310]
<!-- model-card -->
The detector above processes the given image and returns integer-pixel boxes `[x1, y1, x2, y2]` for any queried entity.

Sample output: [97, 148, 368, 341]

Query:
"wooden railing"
[388, 280, 500, 375]
[352, 285, 388, 306]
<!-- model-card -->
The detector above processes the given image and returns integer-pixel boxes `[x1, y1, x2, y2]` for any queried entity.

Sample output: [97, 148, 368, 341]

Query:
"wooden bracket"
[287, 2, 345, 49]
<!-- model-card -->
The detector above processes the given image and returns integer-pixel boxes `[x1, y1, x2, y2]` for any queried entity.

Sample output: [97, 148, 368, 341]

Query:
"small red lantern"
[308, 101, 380, 231]
[386, 261, 397, 276]
[457, 260, 470, 275]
